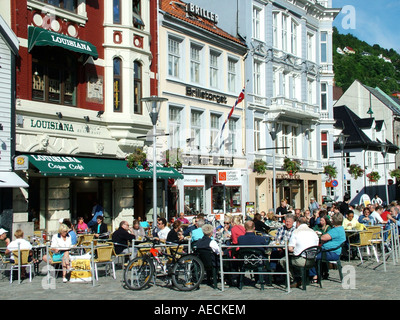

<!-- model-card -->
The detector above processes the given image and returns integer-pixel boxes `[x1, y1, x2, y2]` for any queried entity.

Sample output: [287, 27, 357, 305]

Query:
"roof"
[160, 0, 246, 47]
[333, 105, 397, 153]
[362, 83, 400, 116]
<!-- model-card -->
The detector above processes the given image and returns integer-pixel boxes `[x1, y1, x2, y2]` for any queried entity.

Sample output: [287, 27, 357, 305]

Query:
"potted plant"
[162, 148, 183, 169]
[323, 165, 337, 179]
[348, 164, 364, 180]
[253, 159, 267, 174]
[126, 147, 150, 170]
[366, 171, 381, 183]
[282, 157, 301, 176]
[389, 169, 400, 179]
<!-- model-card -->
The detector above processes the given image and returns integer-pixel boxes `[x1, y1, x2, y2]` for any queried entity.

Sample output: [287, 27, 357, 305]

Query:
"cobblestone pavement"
[1, 256, 400, 301]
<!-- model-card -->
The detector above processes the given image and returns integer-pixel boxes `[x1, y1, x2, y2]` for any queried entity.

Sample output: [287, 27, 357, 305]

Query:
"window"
[307, 79, 314, 104]
[254, 61, 261, 95]
[210, 51, 220, 88]
[321, 82, 327, 111]
[281, 14, 288, 52]
[190, 44, 201, 84]
[39, 0, 77, 12]
[133, 61, 142, 114]
[253, 7, 261, 39]
[282, 125, 289, 155]
[212, 186, 241, 213]
[191, 110, 202, 150]
[228, 58, 237, 92]
[184, 186, 204, 214]
[210, 114, 220, 151]
[169, 107, 181, 149]
[113, 58, 122, 112]
[307, 33, 314, 61]
[292, 127, 298, 156]
[254, 119, 261, 152]
[320, 31, 328, 63]
[321, 131, 328, 159]
[132, 0, 145, 29]
[32, 47, 77, 106]
[168, 37, 181, 78]
[228, 118, 238, 155]
[113, 0, 121, 24]
[272, 13, 278, 48]
[291, 21, 298, 55]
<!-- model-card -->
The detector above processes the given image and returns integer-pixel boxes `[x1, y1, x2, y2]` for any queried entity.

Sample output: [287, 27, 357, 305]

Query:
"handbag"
[52, 252, 63, 262]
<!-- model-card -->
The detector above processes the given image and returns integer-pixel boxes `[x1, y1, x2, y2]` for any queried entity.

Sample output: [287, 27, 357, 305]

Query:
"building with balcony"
[189, 0, 340, 212]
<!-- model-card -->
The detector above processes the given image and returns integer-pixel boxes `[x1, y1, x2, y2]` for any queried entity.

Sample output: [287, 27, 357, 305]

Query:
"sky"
[332, 0, 400, 53]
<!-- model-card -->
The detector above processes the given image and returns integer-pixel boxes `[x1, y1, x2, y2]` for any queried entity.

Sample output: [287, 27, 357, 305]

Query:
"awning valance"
[27, 155, 183, 179]
[28, 26, 98, 60]
[0, 172, 29, 188]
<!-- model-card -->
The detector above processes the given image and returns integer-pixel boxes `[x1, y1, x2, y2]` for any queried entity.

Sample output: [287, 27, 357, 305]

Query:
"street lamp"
[337, 133, 349, 200]
[381, 143, 389, 205]
[267, 121, 280, 214]
[141, 96, 168, 228]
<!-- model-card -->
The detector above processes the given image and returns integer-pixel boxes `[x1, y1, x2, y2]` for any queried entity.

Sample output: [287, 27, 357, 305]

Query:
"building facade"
[156, 0, 248, 219]
[189, 0, 340, 212]
[4, 0, 184, 234]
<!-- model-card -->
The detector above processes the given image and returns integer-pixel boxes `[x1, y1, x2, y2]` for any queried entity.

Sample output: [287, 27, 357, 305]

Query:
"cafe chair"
[317, 242, 345, 285]
[237, 248, 270, 290]
[48, 250, 63, 279]
[349, 230, 374, 264]
[112, 243, 132, 270]
[195, 247, 218, 289]
[291, 245, 321, 291]
[94, 243, 116, 280]
[0, 253, 10, 280]
[10, 250, 33, 283]
[367, 226, 382, 262]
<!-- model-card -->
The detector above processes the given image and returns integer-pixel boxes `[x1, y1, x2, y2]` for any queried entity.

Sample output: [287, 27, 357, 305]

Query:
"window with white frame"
[253, 6, 262, 40]
[321, 131, 328, 159]
[210, 114, 220, 151]
[210, 51, 220, 88]
[254, 119, 261, 152]
[272, 67, 278, 97]
[321, 82, 327, 111]
[254, 61, 261, 96]
[190, 44, 201, 84]
[291, 20, 298, 55]
[292, 127, 298, 156]
[282, 125, 289, 155]
[228, 118, 238, 155]
[307, 78, 314, 104]
[320, 31, 328, 63]
[169, 106, 182, 149]
[168, 37, 181, 78]
[191, 110, 203, 150]
[307, 32, 314, 62]
[281, 14, 288, 52]
[272, 12, 278, 48]
[228, 57, 237, 92]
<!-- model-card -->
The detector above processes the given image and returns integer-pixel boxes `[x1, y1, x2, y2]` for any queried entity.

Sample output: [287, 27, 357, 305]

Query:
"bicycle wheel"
[171, 254, 204, 291]
[124, 256, 154, 290]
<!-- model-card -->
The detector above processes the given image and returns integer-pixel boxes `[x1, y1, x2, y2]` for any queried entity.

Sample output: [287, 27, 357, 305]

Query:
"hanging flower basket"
[323, 165, 337, 179]
[366, 171, 381, 183]
[126, 147, 150, 170]
[283, 157, 301, 176]
[253, 159, 267, 174]
[348, 164, 364, 180]
[162, 148, 183, 169]
[389, 169, 400, 179]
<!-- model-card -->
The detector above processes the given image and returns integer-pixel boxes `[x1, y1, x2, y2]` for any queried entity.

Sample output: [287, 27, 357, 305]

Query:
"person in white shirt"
[369, 204, 386, 225]
[371, 194, 383, 206]
[6, 229, 32, 261]
[280, 217, 319, 288]
[42, 224, 72, 283]
[154, 218, 171, 242]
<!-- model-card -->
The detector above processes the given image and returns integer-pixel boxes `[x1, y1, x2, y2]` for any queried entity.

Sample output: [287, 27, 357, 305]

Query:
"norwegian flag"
[219, 87, 245, 138]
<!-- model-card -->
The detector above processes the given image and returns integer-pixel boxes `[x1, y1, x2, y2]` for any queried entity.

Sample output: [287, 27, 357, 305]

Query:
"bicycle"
[123, 238, 205, 291]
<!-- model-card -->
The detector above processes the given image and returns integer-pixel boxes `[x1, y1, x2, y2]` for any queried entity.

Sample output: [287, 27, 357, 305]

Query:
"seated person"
[342, 211, 364, 230]
[237, 220, 268, 255]
[176, 212, 189, 225]
[62, 219, 77, 245]
[0, 228, 10, 252]
[76, 217, 88, 234]
[358, 207, 376, 226]
[154, 218, 171, 242]
[6, 229, 33, 262]
[313, 215, 333, 235]
[132, 219, 146, 239]
[42, 224, 72, 283]
[190, 219, 205, 242]
[92, 216, 108, 239]
[253, 213, 271, 235]
[166, 220, 184, 244]
[112, 221, 136, 257]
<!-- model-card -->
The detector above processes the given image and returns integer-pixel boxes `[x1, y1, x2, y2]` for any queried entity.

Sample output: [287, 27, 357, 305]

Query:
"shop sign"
[186, 86, 227, 104]
[183, 175, 205, 186]
[14, 155, 29, 170]
[186, 3, 219, 24]
[217, 170, 241, 185]
[30, 119, 74, 132]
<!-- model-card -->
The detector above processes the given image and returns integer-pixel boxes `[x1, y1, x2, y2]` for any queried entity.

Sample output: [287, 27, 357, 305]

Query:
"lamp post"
[337, 133, 349, 200]
[141, 96, 168, 228]
[381, 143, 389, 205]
[267, 121, 280, 214]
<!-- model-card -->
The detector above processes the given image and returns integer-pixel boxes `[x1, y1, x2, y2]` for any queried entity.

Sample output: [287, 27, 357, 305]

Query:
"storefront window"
[212, 186, 242, 213]
[184, 186, 203, 215]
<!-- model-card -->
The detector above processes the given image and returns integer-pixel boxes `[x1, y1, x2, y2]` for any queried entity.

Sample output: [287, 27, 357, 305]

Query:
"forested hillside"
[333, 27, 400, 95]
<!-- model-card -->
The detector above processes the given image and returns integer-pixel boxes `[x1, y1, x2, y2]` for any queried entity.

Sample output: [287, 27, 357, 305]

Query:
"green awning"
[27, 155, 183, 179]
[28, 26, 98, 60]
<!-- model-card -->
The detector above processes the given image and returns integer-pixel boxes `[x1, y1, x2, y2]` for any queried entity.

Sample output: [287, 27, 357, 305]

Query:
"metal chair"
[349, 231, 374, 264]
[94, 243, 116, 280]
[291, 245, 321, 290]
[196, 247, 218, 289]
[317, 242, 345, 284]
[237, 247, 270, 290]
[10, 250, 33, 283]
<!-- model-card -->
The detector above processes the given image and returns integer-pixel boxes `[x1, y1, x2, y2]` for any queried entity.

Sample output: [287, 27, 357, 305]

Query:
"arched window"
[134, 61, 142, 114]
[113, 58, 122, 112]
